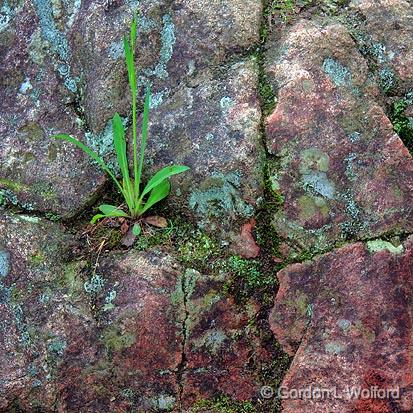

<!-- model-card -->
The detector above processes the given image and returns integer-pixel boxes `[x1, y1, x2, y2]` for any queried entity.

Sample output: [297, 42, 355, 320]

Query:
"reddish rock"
[348, 0, 413, 93]
[0, 212, 95, 411]
[58, 249, 186, 413]
[231, 219, 260, 258]
[269, 237, 413, 413]
[180, 269, 273, 408]
[265, 20, 413, 253]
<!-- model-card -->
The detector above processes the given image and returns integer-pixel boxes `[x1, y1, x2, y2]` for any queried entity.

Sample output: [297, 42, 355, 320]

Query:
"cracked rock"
[265, 20, 413, 253]
[269, 237, 413, 413]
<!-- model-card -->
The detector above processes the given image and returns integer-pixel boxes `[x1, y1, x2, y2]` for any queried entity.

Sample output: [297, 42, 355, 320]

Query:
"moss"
[29, 251, 46, 267]
[101, 326, 136, 352]
[390, 93, 413, 153]
[134, 226, 174, 252]
[32, 182, 58, 201]
[179, 232, 220, 268]
[221, 256, 277, 304]
[0, 178, 26, 192]
[193, 396, 256, 413]
[57, 261, 86, 298]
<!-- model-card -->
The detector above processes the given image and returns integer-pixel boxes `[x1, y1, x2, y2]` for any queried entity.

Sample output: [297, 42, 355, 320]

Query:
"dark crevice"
[176, 270, 190, 409]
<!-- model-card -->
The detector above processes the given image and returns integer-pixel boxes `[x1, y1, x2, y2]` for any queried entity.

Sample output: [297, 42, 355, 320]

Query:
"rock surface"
[144, 58, 263, 232]
[0, 0, 262, 221]
[265, 19, 413, 253]
[347, 0, 413, 94]
[269, 237, 413, 412]
[0, 212, 94, 411]
[58, 249, 186, 413]
[180, 270, 272, 408]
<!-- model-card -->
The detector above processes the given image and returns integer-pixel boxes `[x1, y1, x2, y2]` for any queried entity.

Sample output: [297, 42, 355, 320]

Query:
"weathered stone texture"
[270, 237, 413, 412]
[265, 20, 413, 253]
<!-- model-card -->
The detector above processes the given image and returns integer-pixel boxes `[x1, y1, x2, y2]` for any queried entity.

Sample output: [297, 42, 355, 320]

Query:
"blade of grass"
[140, 165, 190, 200]
[130, 14, 137, 50]
[112, 113, 133, 208]
[135, 87, 151, 209]
[123, 35, 139, 201]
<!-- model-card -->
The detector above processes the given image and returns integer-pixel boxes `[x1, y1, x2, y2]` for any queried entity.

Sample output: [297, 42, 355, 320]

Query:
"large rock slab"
[144, 58, 263, 232]
[265, 20, 413, 253]
[68, 249, 186, 413]
[0, 0, 104, 217]
[0, 212, 96, 412]
[347, 0, 413, 94]
[179, 269, 275, 408]
[269, 237, 413, 413]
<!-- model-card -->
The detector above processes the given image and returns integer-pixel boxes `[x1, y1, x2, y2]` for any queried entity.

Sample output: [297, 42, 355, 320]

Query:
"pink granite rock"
[269, 237, 413, 413]
[348, 0, 413, 93]
[265, 20, 413, 253]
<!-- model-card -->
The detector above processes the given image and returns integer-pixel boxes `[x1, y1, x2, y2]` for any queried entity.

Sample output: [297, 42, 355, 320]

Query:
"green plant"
[53, 16, 189, 235]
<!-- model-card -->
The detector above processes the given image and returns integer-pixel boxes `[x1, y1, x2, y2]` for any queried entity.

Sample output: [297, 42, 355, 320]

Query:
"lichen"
[325, 341, 345, 354]
[0, 250, 10, 278]
[48, 338, 67, 356]
[85, 117, 126, 173]
[367, 239, 404, 255]
[151, 394, 176, 411]
[322, 57, 352, 87]
[189, 172, 254, 220]
[84, 273, 105, 294]
[220, 96, 236, 114]
[302, 171, 335, 200]
[144, 14, 175, 80]
[32, 0, 79, 92]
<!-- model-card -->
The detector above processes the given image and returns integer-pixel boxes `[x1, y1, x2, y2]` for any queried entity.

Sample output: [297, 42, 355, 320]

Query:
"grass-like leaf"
[53, 18, 190, 235]
[141, 179, 171, 214]
[140, 165, 190, 199]
[98, 204, 128, 216]
[135, 87, 151, 201]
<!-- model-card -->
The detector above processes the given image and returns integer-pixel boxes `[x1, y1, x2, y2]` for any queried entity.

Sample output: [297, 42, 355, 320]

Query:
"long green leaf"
[136, 87, 151, 197]
[112, 114, 128, 181]
[112, 113, 133, 206]
[98, 204, 128, 217]
[140, 165, 190, 199]
[53, 134, 124, 196]
[123, 36, 136, 99]
[140, 179, 171, 214]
